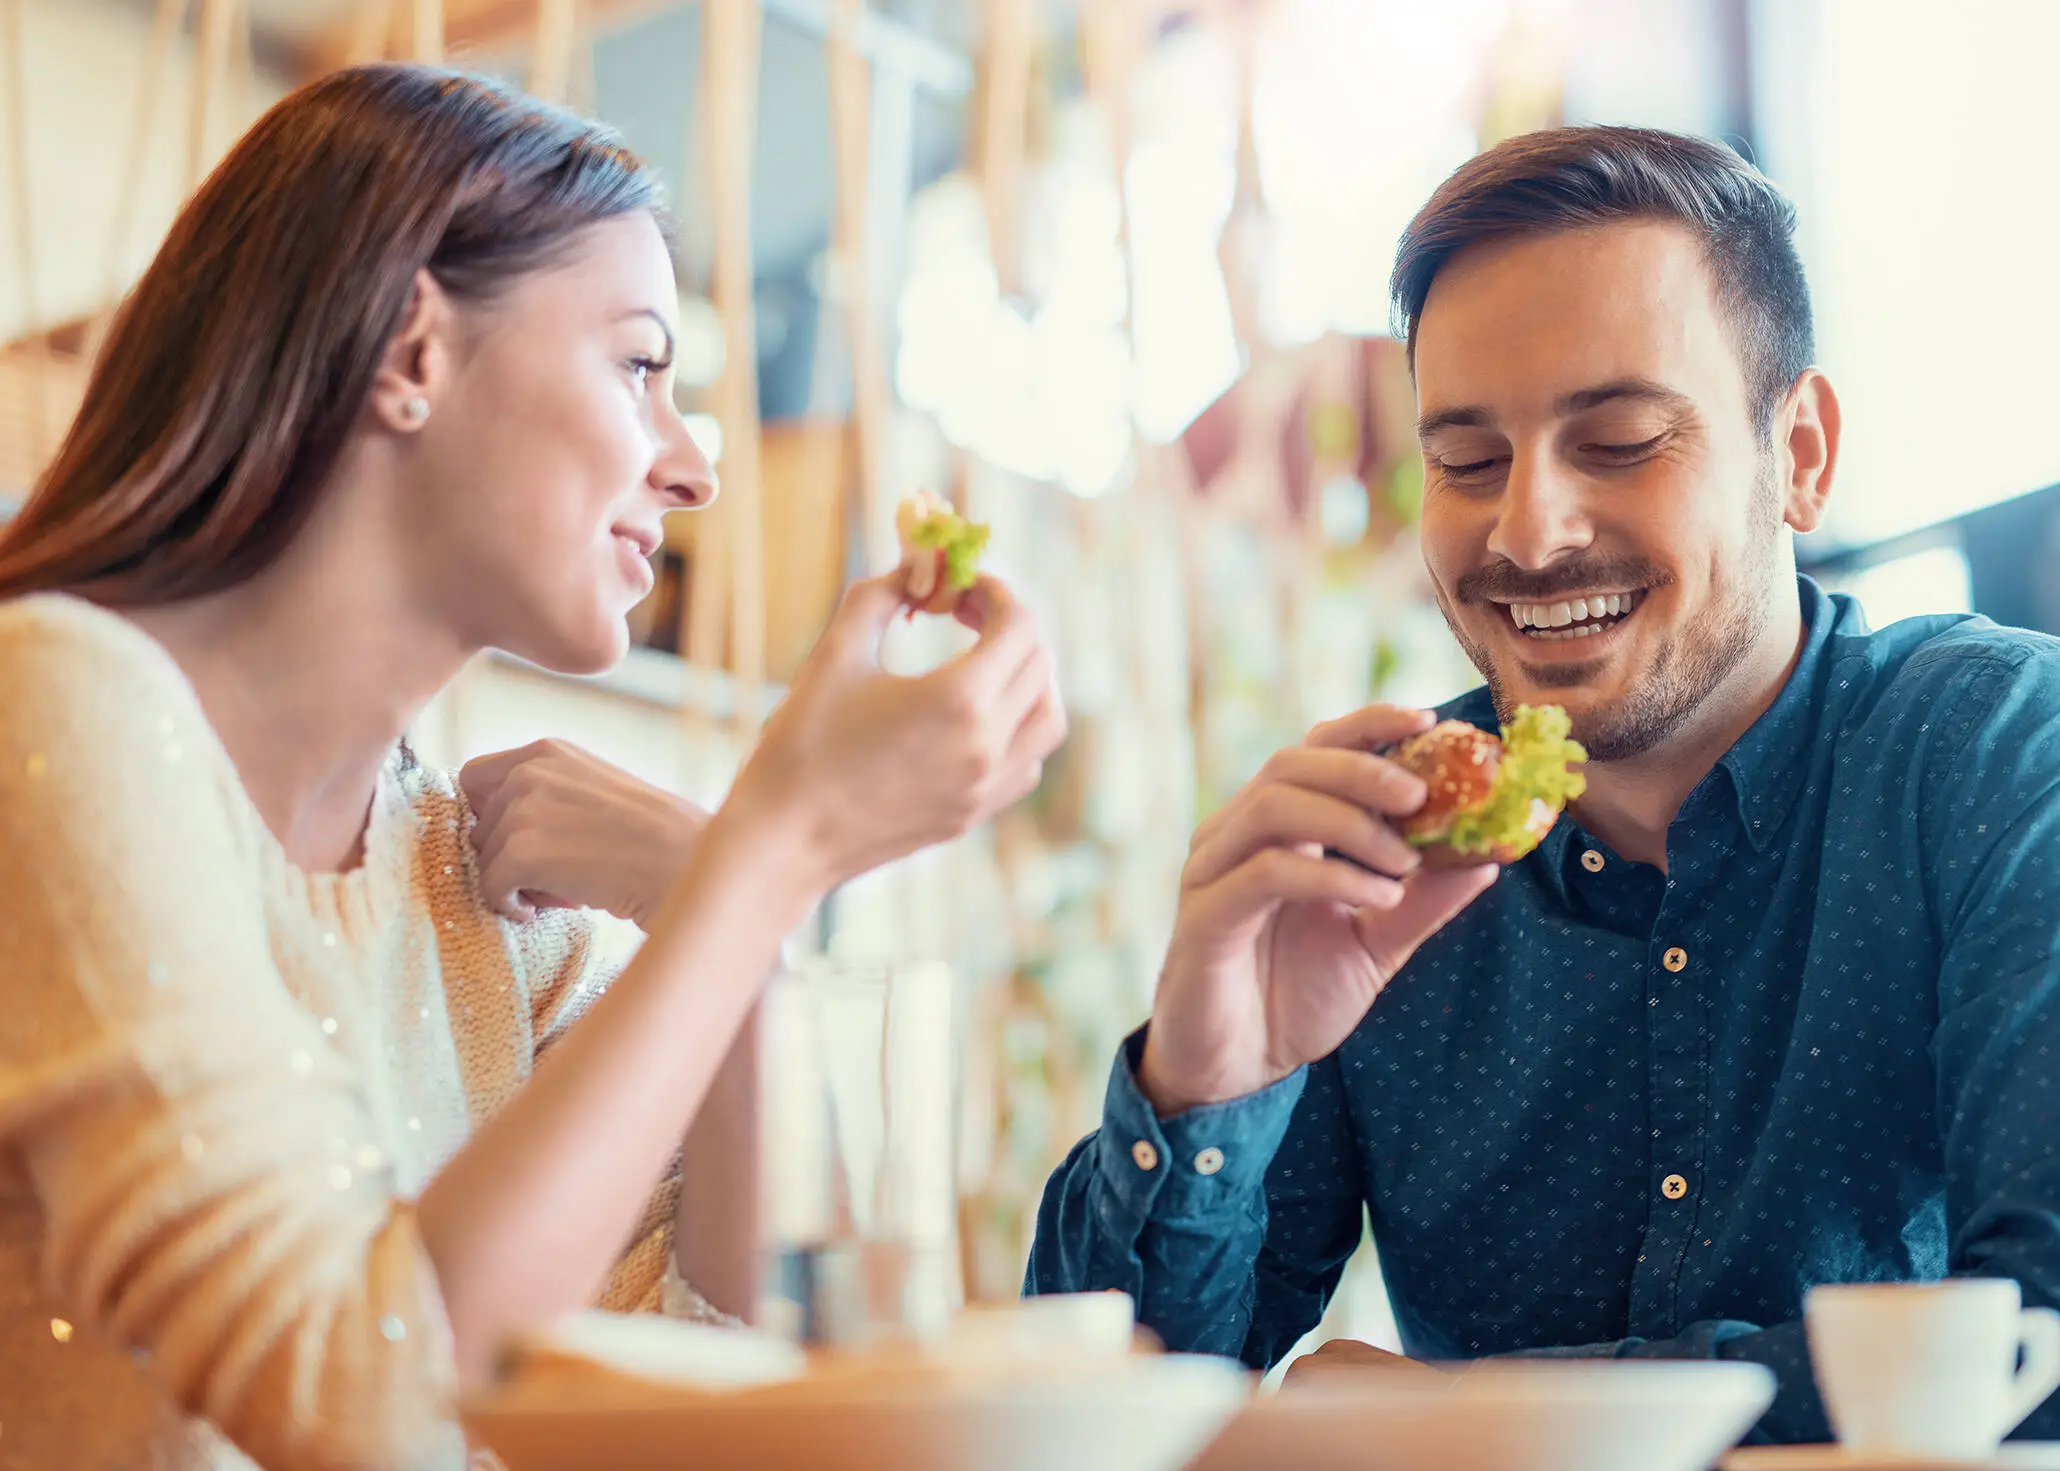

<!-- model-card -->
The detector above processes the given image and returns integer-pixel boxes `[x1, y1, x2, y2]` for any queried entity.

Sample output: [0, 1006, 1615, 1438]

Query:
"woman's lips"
[613, 533, 656, 596]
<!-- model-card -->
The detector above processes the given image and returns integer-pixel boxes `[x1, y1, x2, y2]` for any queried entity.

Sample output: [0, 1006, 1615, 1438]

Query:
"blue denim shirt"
[1027, 578, 2060, 1443]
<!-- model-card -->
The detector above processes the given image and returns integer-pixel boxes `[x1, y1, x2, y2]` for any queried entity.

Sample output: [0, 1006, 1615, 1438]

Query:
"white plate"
[1724, 1444, 2060, 1470]
[463, 1350, 1251, 1471]
[1188, 1359, 1776, 1471]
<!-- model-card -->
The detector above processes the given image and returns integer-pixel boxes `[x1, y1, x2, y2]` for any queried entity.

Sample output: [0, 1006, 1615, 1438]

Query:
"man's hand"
[460, 739, 708, 926]
[1279, 1338, 1455, 1390]
[1138, 705, 1500, 1115]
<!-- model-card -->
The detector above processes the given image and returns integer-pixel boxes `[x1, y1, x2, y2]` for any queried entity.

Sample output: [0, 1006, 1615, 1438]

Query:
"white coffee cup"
[1805, 1279, 2060, 1458]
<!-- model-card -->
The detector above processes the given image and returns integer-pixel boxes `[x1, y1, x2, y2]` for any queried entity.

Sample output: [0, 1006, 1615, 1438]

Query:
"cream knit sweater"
[0, 594, 706, 1471]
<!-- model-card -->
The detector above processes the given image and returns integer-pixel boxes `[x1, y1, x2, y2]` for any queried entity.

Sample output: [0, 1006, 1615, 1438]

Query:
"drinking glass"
[758, 956, 960, 1347]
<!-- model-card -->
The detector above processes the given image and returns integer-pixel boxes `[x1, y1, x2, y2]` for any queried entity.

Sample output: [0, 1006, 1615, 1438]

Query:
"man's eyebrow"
[1417, 404, 1493, 438]
[1417, 378, 1694, 440]
[1555, 378, 1693, 416]
[615, 307, 676, 360]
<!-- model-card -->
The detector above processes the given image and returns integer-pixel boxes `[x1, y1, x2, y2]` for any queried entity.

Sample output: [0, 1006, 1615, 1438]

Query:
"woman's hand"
[727, 572, 1066, 892]
[460, 740, 708, 926]
[422, 574, 1058, 1387]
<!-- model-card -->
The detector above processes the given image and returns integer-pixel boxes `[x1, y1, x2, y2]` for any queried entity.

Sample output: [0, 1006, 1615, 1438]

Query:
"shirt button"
[1194, 1146, 1226, 1176]
[1661, 1173, 1689, 1200]
[1581, 849, 1606, 873]
[1131, 1140, 1159, 1172]
[1662, 946, 1688, 973]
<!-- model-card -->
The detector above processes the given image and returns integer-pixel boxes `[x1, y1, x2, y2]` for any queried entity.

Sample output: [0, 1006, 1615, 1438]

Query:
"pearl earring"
[400, 396, 430, 424]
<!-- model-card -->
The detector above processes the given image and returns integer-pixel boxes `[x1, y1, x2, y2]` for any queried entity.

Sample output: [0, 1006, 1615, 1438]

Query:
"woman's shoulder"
[0, 592, 201, 705]
[0, 593, 219, 754]
[0, 595, 264, 923]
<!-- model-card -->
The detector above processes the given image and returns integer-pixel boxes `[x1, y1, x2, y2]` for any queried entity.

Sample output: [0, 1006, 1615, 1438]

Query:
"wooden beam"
[343, 0, 395, 63]
[187, 0, 238, 191]
[975, 0, 1034, 299]
[298, 0, 981, 91]
[1079, 0, 1140, 370]
[405, 0, 445, 63]
[1217, 0, 1263, 352]
[1, 0, 50, 449]
[530, 0, 578, 102]
[108, 0, 187, 282]
[235, 0, 261, 130]
[684, 0, 765, 726]
[1, 0, 36, 331]
[80, 0, 189, 366]
[295, 0, 671, 80]
[827, 0, 886, 555]
[764, 0, 969, 95]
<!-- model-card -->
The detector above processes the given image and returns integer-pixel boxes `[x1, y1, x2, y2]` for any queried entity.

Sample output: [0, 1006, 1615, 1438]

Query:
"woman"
[0, 63, 1063, 1471]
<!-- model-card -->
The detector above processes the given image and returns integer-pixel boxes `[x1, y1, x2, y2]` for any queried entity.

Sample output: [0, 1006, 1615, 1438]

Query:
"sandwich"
[895, 491, 990, 618]
[1391, 704, 1587, 866]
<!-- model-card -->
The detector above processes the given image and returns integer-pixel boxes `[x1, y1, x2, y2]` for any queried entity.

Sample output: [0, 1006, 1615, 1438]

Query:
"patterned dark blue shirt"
[1027, 578, 2060, 1443]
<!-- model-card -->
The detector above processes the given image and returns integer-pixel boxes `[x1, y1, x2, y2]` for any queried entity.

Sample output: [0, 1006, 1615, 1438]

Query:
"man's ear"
[1778, 368, 1840, 535]
[367, 268, 458, 434]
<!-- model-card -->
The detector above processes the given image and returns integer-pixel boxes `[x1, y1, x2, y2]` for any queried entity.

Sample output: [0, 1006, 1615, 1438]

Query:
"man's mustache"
[1454, 556, 1675, 605]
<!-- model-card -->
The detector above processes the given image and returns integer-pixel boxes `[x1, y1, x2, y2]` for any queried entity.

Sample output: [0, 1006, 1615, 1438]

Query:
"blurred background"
[4, 0, 2059, 1357]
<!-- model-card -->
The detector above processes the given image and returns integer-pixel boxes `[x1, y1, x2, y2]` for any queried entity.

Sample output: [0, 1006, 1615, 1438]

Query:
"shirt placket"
[1629, 833, 1718, 1337]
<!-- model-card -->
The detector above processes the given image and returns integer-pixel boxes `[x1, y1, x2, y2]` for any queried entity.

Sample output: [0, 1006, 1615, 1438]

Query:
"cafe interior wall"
[2, 0, 1878, 1359]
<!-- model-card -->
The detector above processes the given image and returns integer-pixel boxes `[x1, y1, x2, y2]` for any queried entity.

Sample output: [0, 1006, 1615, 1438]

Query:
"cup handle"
[2003, 1306, 2060, 1438]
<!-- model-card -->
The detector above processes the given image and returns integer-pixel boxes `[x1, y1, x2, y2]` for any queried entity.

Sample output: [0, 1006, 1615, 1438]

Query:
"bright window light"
[683, 413, 724, 465]
[1797, 0, 2060, 545]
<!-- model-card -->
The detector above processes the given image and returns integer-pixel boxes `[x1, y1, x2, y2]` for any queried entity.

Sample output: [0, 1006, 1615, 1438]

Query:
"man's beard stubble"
[1439, 462, 1783, 764]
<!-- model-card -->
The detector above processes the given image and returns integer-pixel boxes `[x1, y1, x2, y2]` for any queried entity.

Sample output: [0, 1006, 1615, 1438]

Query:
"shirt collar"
[1714, 574, 1854, 853]
[1442, 575, 1855, 863]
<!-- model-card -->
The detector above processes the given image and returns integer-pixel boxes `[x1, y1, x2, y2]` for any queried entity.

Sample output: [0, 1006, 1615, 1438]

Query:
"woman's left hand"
[460, 740, 707, 927]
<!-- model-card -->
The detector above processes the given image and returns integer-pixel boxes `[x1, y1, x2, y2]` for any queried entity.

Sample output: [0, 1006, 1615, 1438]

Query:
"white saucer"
[1724, 1443, 2060, 1470]
[1188, 1360, 1774, 1471]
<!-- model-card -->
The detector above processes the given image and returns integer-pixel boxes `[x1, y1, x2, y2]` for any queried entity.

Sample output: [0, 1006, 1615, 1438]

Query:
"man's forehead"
[1411, 220, 1738, 422]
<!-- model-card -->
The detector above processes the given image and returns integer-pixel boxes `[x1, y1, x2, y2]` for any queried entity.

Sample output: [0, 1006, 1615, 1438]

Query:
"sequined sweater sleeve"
[0, 599, 467, 1471]
[512, 911, 729, 1324]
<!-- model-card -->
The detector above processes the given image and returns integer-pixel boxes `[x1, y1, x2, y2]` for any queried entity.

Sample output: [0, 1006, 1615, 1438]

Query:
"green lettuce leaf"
[1422, 704, 1588, 858]
[908, 508, 992, 592]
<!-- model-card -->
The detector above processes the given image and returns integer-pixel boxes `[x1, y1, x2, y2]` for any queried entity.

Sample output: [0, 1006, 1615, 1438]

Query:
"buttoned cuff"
[1094, 1027, 1307, 1224]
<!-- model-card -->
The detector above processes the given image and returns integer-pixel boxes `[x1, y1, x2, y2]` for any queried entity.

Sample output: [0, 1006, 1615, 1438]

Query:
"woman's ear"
[368, 268, 458, 434]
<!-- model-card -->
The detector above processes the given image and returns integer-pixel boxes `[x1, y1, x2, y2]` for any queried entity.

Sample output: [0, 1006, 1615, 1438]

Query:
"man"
[1026, 125, 2060, 1444]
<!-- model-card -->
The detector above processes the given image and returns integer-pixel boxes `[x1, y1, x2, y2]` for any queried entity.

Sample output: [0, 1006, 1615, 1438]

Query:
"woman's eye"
[626, 355, 670, 392]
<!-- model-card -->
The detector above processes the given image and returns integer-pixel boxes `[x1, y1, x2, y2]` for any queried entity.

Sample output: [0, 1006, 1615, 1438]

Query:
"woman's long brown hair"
[0, 64, 661, 604]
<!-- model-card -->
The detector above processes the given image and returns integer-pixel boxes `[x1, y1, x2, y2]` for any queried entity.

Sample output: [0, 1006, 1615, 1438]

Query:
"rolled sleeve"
[1029, 1027, 1351, 1364]
[1091, 1029, 1307, 1223]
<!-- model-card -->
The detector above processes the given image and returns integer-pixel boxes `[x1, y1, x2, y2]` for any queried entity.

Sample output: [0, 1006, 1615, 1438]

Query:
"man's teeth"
[1507, 590, 1644, 638]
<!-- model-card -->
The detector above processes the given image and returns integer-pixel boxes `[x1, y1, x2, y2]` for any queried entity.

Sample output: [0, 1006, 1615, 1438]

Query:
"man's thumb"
[1353, 863, 1498, 976]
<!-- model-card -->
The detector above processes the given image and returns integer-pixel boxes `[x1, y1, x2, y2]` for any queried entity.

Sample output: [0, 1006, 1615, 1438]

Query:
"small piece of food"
[1391, 704, 1587, 867]
[895, 490, 990, 617]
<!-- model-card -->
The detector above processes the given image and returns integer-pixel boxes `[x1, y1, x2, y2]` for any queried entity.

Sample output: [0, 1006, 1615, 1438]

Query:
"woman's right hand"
[727, 572, 1066, 890]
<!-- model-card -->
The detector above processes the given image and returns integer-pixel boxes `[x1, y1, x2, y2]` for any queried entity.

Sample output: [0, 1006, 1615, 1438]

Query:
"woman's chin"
[502, 615, 631, 679]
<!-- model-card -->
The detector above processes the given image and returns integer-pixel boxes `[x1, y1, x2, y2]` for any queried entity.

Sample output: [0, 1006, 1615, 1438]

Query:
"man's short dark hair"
[1390, 125, 1814, 440]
